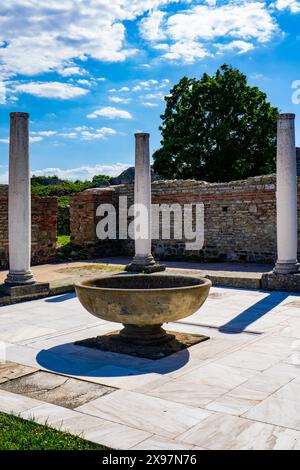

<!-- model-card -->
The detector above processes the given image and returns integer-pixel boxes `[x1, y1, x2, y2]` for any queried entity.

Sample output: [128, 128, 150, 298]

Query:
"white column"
[5, 112, 35, 285]
[274, 113, 299, 274]
[132, 133, 155, 267]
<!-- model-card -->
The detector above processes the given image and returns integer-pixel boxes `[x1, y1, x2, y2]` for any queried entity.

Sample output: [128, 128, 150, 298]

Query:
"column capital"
[135, 132, 150, 138]
[278, 113, 295, 121]
[10, 112, 29, 119]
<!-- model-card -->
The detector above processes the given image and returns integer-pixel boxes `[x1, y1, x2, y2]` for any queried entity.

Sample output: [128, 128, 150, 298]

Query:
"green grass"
[0, 412, 108, 450]
[57, 235, 71, 248]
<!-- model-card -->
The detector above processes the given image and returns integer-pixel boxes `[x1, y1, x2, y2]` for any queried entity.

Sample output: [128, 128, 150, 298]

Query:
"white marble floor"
[1, 286, 300, 450]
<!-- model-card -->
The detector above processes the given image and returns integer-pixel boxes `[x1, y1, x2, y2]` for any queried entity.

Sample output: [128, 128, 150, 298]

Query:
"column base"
[131, 254, 156, 266]
[125, 263, 166, 273]
[4, 270, 36, 286]
[126, 254, 166, 273]
[273, 260, 300, 275]
[261, 271, 300, 292]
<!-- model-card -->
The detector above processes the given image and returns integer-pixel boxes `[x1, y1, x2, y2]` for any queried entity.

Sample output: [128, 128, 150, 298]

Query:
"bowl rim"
[75, 274, 212, 293]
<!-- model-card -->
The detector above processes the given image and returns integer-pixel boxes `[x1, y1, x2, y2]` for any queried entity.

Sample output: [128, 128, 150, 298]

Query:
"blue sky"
[1, 0, 300, 182]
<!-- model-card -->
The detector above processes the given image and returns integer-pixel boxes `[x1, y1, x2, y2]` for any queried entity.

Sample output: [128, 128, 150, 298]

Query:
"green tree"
[153, 65, 278, 182]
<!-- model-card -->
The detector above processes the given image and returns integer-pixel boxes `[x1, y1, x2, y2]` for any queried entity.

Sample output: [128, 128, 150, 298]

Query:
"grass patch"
[56, 264, 124, 275]
[57, 235, 71, 248]
[0, 412, 108, 450]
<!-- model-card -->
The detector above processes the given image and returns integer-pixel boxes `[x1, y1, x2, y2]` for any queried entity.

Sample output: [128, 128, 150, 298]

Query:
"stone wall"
[0, 185, 57, 267]
[70, 188, 123, 257]
[69, 175, 300, 264]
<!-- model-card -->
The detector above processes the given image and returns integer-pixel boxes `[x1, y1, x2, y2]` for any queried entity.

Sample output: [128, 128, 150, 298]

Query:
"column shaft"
[274, 113, 299, 274]
[5, 112, 35, 285]
[132, 133, 155, 266]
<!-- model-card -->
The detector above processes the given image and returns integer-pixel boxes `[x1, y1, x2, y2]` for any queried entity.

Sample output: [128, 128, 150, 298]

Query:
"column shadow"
[218, 291, 295, 334]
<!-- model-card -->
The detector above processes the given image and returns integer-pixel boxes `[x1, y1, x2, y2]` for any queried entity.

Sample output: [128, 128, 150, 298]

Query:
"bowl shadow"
[36, 341, 190, 377]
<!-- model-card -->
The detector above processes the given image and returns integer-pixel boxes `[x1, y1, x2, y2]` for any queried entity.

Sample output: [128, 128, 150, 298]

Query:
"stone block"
[261, 272, 300, 292]
[0, 282, 50, 303]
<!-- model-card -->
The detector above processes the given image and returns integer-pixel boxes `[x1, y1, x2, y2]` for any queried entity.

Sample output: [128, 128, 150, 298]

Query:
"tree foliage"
[153, 65, 278, 182]
[31, 174, 111, 204]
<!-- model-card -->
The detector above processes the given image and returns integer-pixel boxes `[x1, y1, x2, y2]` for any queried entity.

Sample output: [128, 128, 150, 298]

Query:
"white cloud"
[132, 79, 159, 91]
[0, 1, 180, 77]
[107, 78, 169, 107]
[76, 79, 93, 86]
[216, 40, 255, 55]
[140, 10, 166, 41]
[109, 86, 130, 93]
[142, 101, 159, 107]
[87, 106, 133, 119]
[31, 131, 57, 136]
[0, 80, 6, 104]
[14, 81, 89, 99]
[80, 127, 116, 140]
[163, 41, 210, 63]
[0, 135, 43, 143]
[0, 162, 131, 183]
[109, 96, 131, 104]
[59, 132, 78, 139]
[142, 91, 165, 100]
[276, 0, 300, 13]
[141, 1, 279, 63]
[0, 1, 291, 76]
[111, 79, 169, 94]
[59, 66, 87, 77]
[55, 126, 117, 141]
[31, 163, 131, 181]
[167, 3, 277, 43]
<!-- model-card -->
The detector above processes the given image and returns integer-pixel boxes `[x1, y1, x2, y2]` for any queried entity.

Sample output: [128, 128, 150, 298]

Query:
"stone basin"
[75, 274, 211, 346]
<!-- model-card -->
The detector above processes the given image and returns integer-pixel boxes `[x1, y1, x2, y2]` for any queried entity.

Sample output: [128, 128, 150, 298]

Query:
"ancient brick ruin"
[70, 175, 300, 264]
[0, 185, 57, 268]
[1, 174, 300, 268]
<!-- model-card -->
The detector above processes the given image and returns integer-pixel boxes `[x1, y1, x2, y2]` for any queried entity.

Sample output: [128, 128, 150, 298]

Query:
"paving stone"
[0, 370, 116, 409]
[0, 361, 37, 384]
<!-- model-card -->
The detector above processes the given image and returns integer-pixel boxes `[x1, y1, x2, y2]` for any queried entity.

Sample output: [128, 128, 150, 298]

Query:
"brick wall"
[0, 185, 57, 268]
[69, 175, 300, 264]
[70, 188, 123, 257]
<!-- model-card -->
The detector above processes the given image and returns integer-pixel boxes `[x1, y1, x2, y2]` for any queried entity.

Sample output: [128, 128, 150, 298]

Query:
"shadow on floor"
[36, 342, 190, 377]
[93, 257, 273, 273]
[45, 293, 76, 303]
[218, 291, 293, 334]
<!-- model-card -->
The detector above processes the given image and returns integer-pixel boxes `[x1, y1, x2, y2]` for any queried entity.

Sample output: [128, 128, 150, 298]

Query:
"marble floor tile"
[0, 389, 43, 415]
[205, 394, 257, 416]
[177, 413, 300, 450]
[82, 422, 152, 450]
[244, 380, 300, 429]
[205, 383, 270, 416]
[178, 362, 255, 389]
[76, 389, 212, 439]
[20, 403, 151, 449]
[146, 377, 228, 407]
[243, 335, 296, 359]
[20, 403, 80, 428]
[217, 350, 280, 371]
[0, 325, 57, 344]
[130, 436, 194, 450]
